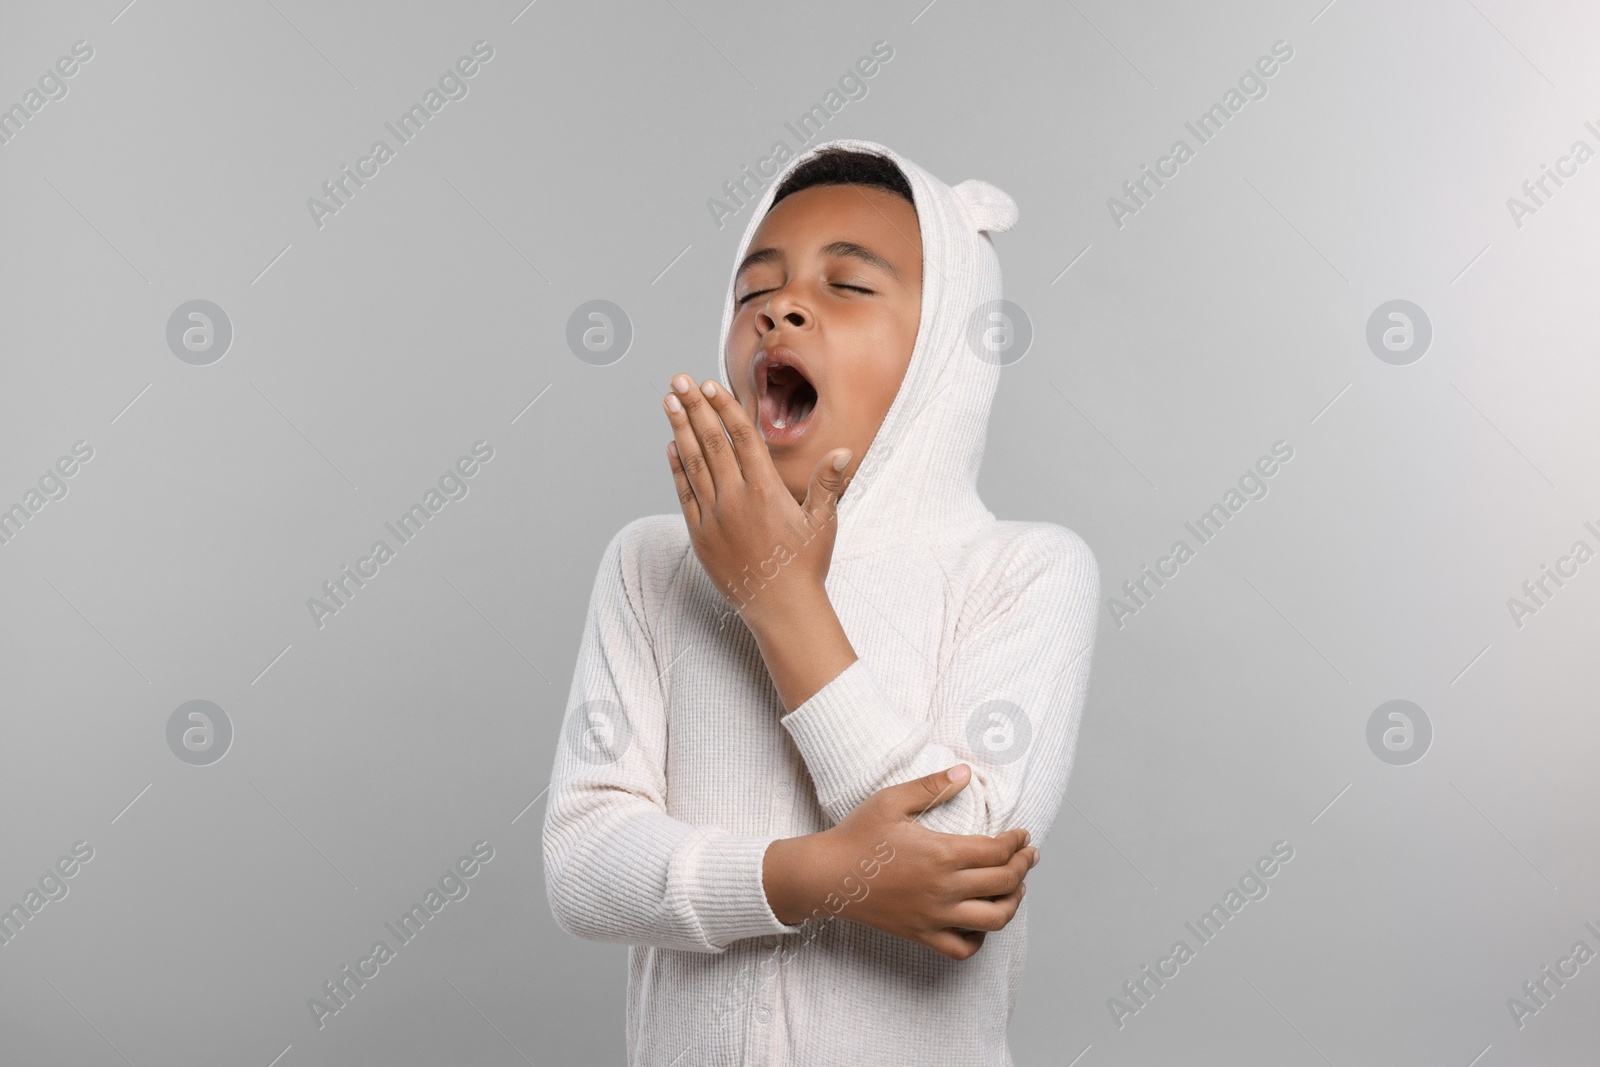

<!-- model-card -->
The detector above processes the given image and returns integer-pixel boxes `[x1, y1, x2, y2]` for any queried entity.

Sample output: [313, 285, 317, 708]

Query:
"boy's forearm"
[751, 589, 859, 926]
[747, 585, 857, 713]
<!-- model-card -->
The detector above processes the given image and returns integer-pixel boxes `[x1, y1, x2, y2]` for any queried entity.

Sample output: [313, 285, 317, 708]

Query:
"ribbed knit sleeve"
[542, 521, 806, 953]
[779, 526, 1099, 844]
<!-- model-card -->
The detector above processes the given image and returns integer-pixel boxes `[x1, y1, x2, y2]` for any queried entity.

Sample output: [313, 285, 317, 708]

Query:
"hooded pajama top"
[542, 139, 1101, 1067]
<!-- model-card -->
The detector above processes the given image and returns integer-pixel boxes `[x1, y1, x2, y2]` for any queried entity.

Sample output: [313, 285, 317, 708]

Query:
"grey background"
[2, 0, 1597, 1064]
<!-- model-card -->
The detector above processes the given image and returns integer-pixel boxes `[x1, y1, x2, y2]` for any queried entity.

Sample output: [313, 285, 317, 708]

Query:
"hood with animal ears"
[715, 138, 1020, 561]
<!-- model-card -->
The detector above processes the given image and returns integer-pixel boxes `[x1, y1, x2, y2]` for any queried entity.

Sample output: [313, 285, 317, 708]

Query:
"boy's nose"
[757, 307, 807, 332]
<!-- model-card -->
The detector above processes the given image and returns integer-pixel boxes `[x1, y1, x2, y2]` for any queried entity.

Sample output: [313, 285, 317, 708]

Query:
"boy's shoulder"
[610, 512, 690, 549]
[944, 519, 1100, 611]
[600, 513, 693, 583]
[961, 518, 1098, 576]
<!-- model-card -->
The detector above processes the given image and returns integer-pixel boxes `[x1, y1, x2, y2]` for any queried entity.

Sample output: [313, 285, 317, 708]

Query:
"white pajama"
[543, 138, 1100, 1066]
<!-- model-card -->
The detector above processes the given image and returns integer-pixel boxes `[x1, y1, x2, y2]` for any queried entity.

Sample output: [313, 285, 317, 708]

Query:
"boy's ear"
[952, 179, 1018, 234]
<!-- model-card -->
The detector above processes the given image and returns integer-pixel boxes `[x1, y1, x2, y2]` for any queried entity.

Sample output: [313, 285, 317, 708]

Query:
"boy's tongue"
[761, 364, 816, 429]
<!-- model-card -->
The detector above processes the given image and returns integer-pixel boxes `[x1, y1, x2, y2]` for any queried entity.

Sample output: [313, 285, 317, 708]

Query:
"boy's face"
[726, 182, 923, 505]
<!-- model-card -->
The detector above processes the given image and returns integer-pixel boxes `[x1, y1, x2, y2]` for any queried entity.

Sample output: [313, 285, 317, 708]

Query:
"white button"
[762, 935, 778, 949]
[755, 1006, 771, 1023]
[776, 783, 791, 796]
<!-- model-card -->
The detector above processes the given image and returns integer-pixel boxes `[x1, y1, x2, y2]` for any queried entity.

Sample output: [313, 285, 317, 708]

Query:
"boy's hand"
[662, 374, 851, 630]
[765, 764, 1039, 961]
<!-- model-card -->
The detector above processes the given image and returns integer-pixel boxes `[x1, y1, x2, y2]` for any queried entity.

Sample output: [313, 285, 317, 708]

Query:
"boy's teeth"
[773, 417, 787, 428]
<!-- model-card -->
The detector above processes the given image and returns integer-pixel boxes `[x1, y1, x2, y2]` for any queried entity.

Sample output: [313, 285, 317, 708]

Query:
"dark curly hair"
[768, 147, 916, 213]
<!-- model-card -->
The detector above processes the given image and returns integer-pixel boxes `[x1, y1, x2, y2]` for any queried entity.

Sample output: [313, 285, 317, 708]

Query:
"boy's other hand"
[766, 764, 1038, 961]
[663, 374, 850, 631]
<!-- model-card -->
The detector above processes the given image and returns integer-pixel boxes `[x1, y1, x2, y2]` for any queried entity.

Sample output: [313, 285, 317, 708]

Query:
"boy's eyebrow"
[819, 240, 901, 279]
[735, 246, 783, 278]
[735, 241, 901, 280]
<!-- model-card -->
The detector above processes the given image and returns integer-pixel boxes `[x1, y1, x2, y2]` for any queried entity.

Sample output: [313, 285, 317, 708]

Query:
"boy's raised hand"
[764, 764, 1039, 961]
[662, 374, 851, 629]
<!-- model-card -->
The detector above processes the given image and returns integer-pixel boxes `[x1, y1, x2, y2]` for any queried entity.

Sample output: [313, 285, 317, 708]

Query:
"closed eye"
[737, 283, 874, 307]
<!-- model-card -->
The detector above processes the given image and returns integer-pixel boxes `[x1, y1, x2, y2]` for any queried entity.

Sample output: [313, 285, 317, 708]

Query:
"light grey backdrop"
[2, 0, 1597, 1064]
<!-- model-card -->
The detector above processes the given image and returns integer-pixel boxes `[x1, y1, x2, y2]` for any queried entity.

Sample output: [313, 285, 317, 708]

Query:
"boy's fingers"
[802, 449, 852, 530]
[664, 392, 715, 509]
[994, 827, 1029, 856]
[665, 440, 700, 525]
[673, 375, 738, 494]
[950, 855, 1028, 901]
[939, 828, 1030, 871]
[946, 884, 1024, 933]
[929, 928, 985, 960]
[697, 377, 767, 480]
[895, 763, 971, 820]
[947, 831, 1024, 870]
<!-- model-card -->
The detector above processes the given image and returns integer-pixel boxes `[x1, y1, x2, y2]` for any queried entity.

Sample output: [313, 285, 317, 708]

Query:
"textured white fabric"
[542, 139, 1100, 1066]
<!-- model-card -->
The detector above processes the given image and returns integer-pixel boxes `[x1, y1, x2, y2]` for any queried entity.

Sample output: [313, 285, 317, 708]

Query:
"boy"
[544, 140, 1100, 1066]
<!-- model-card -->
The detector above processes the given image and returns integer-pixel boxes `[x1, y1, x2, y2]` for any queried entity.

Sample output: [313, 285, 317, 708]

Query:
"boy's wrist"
[762, 834, 830, 926]
[738, 578, 832, 639]
[746, 585, 858, 713]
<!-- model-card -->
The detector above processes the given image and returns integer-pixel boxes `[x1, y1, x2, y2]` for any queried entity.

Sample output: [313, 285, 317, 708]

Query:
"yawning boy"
[544, 140, 1100, 1066]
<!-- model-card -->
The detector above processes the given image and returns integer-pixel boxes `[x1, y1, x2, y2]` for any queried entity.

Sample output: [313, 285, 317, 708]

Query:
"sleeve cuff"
[691, 833, 808, 947]
[778, 658, 927, 812]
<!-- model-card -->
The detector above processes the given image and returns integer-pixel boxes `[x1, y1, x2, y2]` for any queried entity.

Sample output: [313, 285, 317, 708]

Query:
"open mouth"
[755, 356, 819, 443]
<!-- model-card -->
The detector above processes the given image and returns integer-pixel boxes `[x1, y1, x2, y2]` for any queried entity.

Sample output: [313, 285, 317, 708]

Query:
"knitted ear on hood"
[716, 139, 1016, 561]
[952, 179, 1019, 234]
